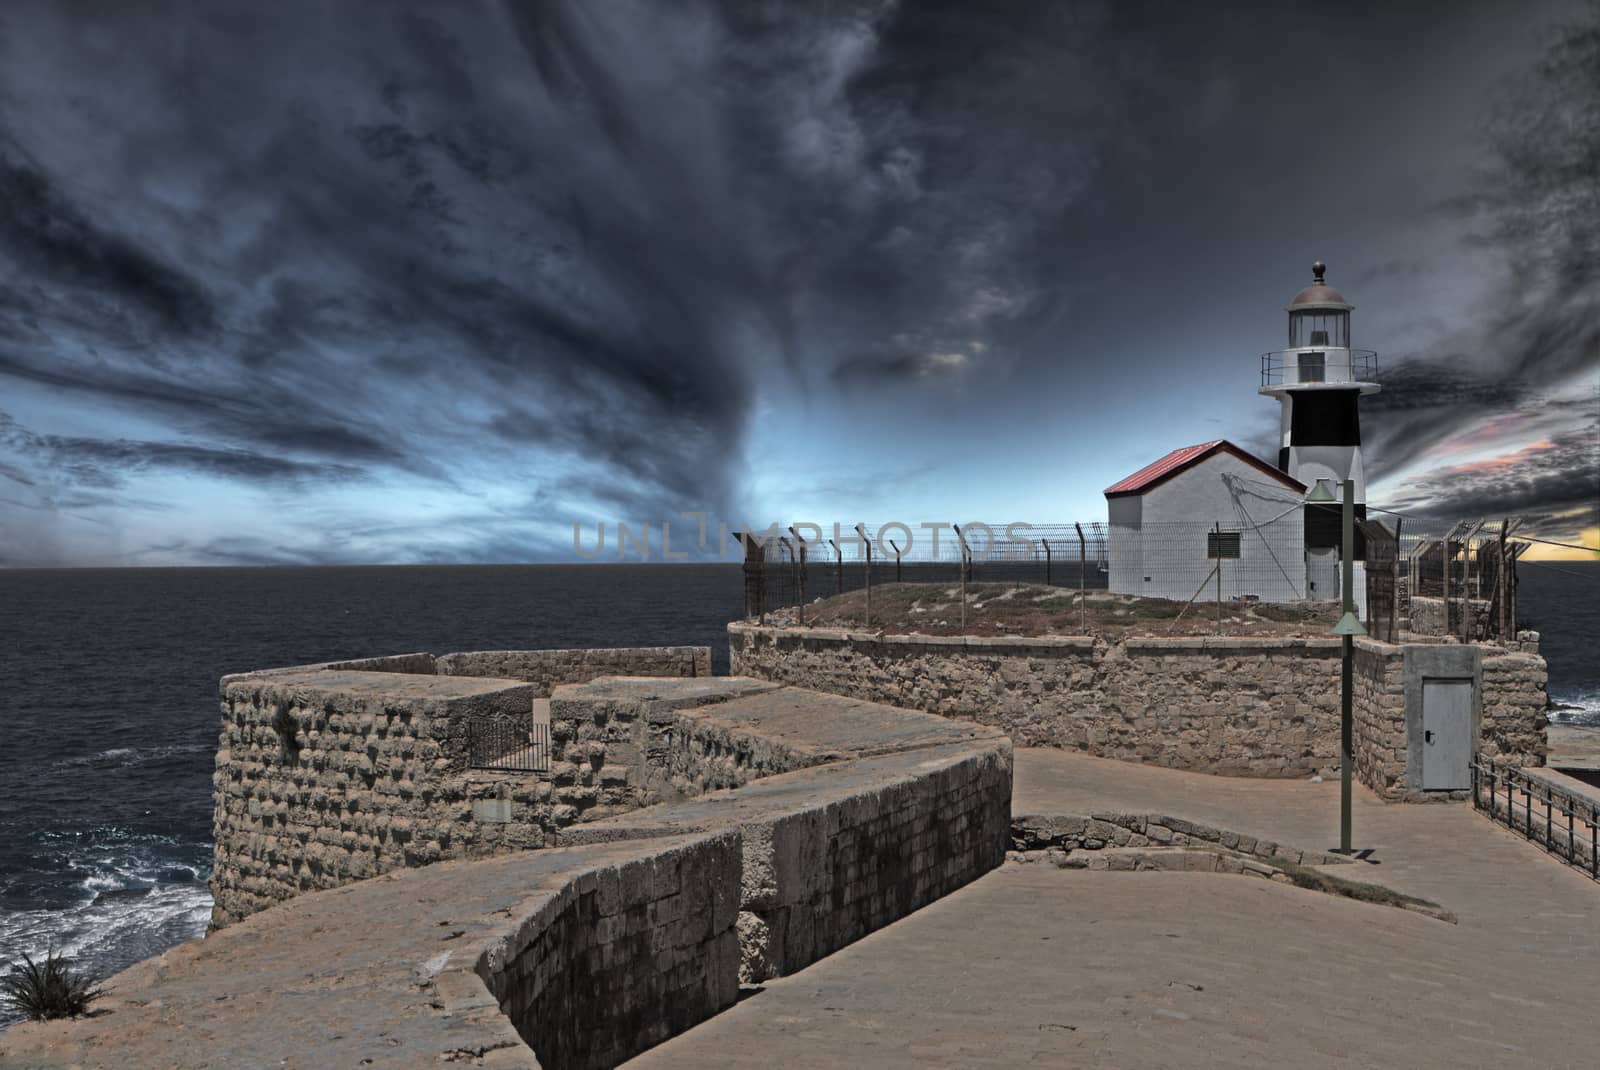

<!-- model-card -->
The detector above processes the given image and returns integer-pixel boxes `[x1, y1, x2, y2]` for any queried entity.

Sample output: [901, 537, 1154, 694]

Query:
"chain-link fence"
[734, 515, 1529, 642]
[737, 518, 1327, 638]
[1398, 519, 1531, 642]
[739, 523, 1109, 614]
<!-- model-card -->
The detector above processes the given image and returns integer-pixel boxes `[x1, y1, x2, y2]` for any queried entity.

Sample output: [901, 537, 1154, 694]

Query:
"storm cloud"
[0, 0, 1594, 564]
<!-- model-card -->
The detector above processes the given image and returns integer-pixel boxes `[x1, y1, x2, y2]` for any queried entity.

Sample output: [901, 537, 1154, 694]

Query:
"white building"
[1104, 263, 1379, 611]
[1105, 440, 1310, 604]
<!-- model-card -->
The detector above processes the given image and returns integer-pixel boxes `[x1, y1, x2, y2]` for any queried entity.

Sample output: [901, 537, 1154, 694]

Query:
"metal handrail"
[467, 717, 551, 773]
[1472, 754, 1598, 880]
[1261, 349, 1378, 387]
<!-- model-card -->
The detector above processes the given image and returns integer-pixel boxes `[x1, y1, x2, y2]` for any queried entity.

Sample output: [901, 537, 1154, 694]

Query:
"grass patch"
[1, 949, 104, 1021]
[763, 581, 1343, 639]
[1264, 856, 1451, 918]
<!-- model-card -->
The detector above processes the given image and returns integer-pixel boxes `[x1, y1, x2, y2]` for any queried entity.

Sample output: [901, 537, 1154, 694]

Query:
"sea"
[1, 560, 1596, 1026]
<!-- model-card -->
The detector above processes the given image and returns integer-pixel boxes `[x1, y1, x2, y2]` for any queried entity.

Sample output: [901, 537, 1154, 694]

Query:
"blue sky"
[1, 0, 1596, 566]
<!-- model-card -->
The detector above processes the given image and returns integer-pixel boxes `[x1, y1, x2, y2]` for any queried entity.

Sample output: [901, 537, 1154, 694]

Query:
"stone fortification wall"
[482, 830, 744, 1070]
[556, 727, 1011, 986]
[437, 646, 711, 693]
[1354, 642, 1547, 801]
[729, 625, 1345, 777]
[13, 678, 1010, 1070]
[211, 670, 542, 927]
[730, 624, 1549, 793]
[210, 647, 712, 928]
[1408, 596, 1494, 639]
[1351, 642, 1408, 799]
[1480, 651, 1549, 763]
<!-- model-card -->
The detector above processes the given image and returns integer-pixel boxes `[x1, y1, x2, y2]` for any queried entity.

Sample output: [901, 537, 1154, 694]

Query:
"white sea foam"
[0, 829, 214, 1029]
[1548, 688, 1600, 727]
[49, 742, 212, 771]
[0, 881, 212, 1017]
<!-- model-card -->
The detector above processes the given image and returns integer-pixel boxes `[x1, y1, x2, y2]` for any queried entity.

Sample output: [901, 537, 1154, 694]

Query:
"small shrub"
[0, 949, 104, 1020]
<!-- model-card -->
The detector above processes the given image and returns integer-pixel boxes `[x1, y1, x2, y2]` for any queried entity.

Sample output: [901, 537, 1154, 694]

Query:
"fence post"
[1442, 530, 1452, 637]
[1073, 523, 1087, 634]
[1463, 520, 1485, 639]
[1042, 538, 1052, 586]
[735, 531, 766, 623]
[1390, 517, 1402, 642]
[1214, 521, 1223, 634]
[779, 536, 794, 625]
[890, 539, 902, 583]
[789, 527, 807, 627]
[856, 523, 872, 628]
[1496, 519, 1510, 640]
[954, 524, 969, 634]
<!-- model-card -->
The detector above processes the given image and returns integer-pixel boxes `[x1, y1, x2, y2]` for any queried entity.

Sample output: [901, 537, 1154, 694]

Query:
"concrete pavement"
[628, 749, 1600, 1069]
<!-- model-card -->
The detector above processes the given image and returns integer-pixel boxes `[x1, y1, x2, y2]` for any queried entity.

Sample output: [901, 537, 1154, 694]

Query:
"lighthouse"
[1260, 261, 1379, 588]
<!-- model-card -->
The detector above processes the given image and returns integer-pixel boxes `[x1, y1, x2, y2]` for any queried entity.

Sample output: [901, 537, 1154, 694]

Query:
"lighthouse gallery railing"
[1261, 349, 1378, 388]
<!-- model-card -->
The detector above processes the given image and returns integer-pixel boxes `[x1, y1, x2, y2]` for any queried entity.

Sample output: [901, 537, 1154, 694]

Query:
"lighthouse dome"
[1288, 261, 1350, 309]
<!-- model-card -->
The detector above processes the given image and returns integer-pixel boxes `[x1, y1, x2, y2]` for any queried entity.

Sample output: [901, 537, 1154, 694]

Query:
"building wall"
[1106, 495, 1143, 595]
[1108, 451, 1307, 604]
[1288, 442, 1368, 506]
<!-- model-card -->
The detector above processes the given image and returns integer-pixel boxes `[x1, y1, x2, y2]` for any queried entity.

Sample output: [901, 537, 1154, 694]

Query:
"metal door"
[1420, 679, 1473, 790]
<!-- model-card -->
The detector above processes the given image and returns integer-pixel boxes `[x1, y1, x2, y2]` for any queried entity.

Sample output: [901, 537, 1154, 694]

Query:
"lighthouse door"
[1420, 679, 1473, 790]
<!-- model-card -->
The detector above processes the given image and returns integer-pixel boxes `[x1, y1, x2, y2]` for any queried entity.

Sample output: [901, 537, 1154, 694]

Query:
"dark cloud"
[1384, 423, 1600, 536]
[0, 411, 361, 487]
[831, 349, 972, 388]
[1360, 359, 1533, 474]
[0, 147, 218, 336]
[0, 0, 1593, 563]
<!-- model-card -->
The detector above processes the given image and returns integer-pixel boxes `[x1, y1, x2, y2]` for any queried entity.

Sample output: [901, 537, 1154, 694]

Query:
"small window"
[1207, 532, 1241, 559]
[1298, 351, 1325, 383]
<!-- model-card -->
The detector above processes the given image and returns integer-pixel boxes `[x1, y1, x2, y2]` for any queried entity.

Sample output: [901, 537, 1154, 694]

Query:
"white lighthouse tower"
[1260, 262, 1380, 585]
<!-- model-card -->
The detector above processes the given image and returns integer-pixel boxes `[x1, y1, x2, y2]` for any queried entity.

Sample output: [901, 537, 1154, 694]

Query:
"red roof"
[1103, 440, 1305, 498]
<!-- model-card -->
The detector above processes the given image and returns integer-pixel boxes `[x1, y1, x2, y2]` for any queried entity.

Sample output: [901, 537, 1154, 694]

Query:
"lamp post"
[1310, 478, 1366, 854]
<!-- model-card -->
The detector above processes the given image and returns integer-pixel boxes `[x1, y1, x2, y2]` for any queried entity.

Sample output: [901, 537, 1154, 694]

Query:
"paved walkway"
[629, 749, 1600, 1069]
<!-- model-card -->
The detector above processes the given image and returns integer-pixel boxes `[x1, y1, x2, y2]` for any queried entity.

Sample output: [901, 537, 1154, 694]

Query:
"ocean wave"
[49, 742, 213, 771]
[0, 880, 213, 1027]
[1548, 689, 1600, 727]
[1, 825, 211, 918]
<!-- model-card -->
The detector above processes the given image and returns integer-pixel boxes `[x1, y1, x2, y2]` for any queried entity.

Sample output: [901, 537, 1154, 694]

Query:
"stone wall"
[730, 625, 1345, 777]
[1480, 651, 1549, 765]
[1011, 811, 1351, 867]
[543, 677, 797, 827]
[1352, 642, 1407, 799]
[1409, 596, 1493, 640]
[733, 742, 1009, 983]
[730, 624, 1550, 795]
[438, 646, 711, 694]
[210, 647, 713, 928]
[482, 831, 744, 1070]
[15, 677, 1012, 1070]
[210, 670, 546, 927]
